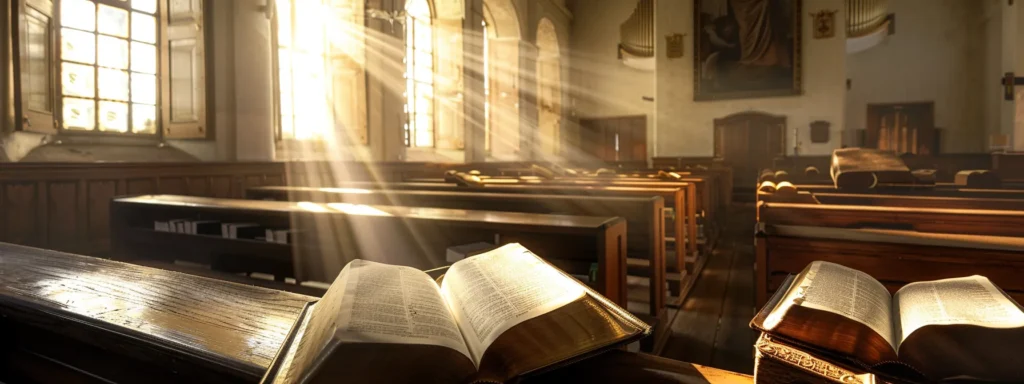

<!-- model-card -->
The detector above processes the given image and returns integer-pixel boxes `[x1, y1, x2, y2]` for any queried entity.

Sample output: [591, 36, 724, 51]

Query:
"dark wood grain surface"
[116, 195, 622, 230]
[0, 242, 314, 381]
[252, 181, 698, 268]
[759, 201, 1024, 237]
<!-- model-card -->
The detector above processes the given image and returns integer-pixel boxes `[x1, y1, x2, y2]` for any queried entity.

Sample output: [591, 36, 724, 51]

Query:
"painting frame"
[693, 0, 803, 101]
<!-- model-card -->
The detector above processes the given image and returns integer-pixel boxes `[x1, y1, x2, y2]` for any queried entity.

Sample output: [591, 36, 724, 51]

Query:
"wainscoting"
[0, 162, 424, 256]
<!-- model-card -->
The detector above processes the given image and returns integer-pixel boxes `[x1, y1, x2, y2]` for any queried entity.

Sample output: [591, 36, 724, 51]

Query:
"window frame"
[11, 0, 211, 140]
[403, 0, 436, 149]
[271, 0, 370, 146]
[57, 0, 162, 137]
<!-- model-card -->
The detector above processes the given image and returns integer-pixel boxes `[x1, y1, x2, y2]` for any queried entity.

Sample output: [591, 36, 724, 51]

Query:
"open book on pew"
[262, 243, 650, 384]
[751, 261, 1024, 383]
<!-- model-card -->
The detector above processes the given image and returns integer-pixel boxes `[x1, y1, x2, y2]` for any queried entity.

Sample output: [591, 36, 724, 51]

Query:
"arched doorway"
[535, 18, 561, 157]
[483, 0, 521, 160]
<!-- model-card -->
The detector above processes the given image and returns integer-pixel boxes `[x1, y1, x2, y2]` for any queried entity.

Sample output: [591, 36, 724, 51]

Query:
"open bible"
[265, 243, 649, 384]
[753, 261, 1024, 382]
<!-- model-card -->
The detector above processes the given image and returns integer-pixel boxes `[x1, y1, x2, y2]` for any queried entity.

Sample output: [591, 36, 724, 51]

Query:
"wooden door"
[580, 116, 647, 162]
[866, 102, 936, 155]
[714, 112, 786, 187]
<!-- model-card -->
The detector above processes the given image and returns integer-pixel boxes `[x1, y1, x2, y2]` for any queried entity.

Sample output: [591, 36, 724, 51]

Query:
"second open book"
[267, 243, 649, 384]
[754, 261, 1024, 382]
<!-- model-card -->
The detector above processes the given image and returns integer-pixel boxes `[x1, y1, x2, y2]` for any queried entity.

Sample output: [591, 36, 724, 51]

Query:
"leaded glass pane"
[61, 0, 96, 31]
[62, 62, 95, 98]
[98, 68, 129, 101]
[97, 35, 129, 69]
[131, 12, 156, 44]
[130, 42, 157, 74]
[97, 4, 129, 38]
[131, 73, 157, 104]
[132, 104, 157, 133]
[131, 0, 157, 14]
[62, 97, 95, 129]
[61, 28, 96, 64]
[98, 101, 129, 132]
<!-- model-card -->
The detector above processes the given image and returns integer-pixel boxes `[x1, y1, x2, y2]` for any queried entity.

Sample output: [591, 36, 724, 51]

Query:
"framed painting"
[694, 0, 802, 101]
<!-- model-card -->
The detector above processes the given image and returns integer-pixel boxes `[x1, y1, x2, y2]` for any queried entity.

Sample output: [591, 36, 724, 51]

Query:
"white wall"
[846, 0, 996, 153]
[568, 0, 654, 157]
[655, 0, 847, 157]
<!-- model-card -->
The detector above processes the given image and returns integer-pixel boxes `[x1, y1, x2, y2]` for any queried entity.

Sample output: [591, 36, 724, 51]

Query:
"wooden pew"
[761, 190, 1024, 211]
[256, 182, 701, 304]
[758, 201, 1024, 238]
[377, 180, 700, 260]
[0, 242, 752, 383]
[0, 242, 313, 383]
[245, 186, 665, 318]
[109, 195, 628, 308]
[407, 176, 717, 236]
[755, 224, 1024, 307]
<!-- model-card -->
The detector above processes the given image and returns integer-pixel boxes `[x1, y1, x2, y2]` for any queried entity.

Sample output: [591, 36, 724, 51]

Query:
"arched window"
[405, 0, 434, 147]
[536, 18, 561, 156]
[482, 0, 521, 160]
[275, 0, 367, 144]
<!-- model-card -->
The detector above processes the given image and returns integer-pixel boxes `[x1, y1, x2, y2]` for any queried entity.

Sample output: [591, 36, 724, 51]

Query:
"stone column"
[233, 0, 275, 161]
[462, 0, 487, 162]
[365, 0, 405, 161]
[1013, 1, 1024, 150]
[518, 41, 538, 160]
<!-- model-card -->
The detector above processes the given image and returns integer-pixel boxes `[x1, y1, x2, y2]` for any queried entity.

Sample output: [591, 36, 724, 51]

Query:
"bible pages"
[757, 261, 1024, 382]
[268, 243, 648, 384]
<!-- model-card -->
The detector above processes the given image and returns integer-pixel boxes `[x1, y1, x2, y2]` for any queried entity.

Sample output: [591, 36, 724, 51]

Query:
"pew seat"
[0, 242, 313, 383]
[755, 224, 1024, 308]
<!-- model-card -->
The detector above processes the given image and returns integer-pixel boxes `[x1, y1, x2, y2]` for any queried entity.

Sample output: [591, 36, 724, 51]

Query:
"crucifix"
[1001, 72, 1024, 101]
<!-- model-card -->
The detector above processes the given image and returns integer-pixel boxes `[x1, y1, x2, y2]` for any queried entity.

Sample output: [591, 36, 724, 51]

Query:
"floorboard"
[659, 205, 756, 374]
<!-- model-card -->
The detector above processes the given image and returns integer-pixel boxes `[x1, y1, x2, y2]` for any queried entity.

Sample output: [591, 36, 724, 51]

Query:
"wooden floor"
[660, 204, 758, 374]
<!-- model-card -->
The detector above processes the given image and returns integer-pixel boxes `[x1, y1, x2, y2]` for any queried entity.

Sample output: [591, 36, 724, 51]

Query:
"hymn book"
[265, 243, 649, 384]
[753, 261, 1024, 382]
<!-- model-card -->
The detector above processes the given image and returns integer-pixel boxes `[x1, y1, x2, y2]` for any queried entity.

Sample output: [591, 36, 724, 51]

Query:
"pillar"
[519, 41, 538, 160]
[233, 0, 275, 161]
[463, 0, 487, 162]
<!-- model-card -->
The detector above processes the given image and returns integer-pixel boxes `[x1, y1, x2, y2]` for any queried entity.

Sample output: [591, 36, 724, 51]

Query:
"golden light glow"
[322, 187, 373, 194]
[327, 203, 393, 217]
[297, 201, 330, 212]
[276, 0, 367, 143]
[404, 0, 435, 148]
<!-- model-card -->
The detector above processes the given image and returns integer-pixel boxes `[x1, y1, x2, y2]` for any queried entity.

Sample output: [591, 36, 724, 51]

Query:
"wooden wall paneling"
[186, 177, 210, 196]
[127, 178, 157, 195]
[0, 183, 4, 246]
[630, 117, 647, 161]
[87, 181, 118, 254]
[159, 177, 187, 195]
[244, 176, 265, 192]
[78, 180, 89, 253]
[265, 174, 285, 186]
[210, 176, 232, 198]
[47, 182, 80, 252]
[36, 182, 48, 248]
[3, 183, 39, 246]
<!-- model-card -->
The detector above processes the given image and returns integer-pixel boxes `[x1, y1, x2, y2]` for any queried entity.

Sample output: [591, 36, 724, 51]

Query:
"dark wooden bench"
[257, 182, 702, 304]
[407, 176, 716, 241]
[758, 201, 1024, 238]
[755, 224, 1024, 308]
[760, 190, 1024, 211]
[110, 195, 628, 308]
[245, 186, 665, 317]
[0, 241, 313, 383]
